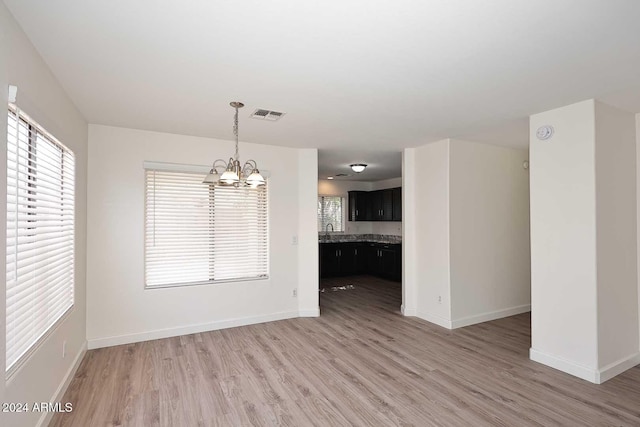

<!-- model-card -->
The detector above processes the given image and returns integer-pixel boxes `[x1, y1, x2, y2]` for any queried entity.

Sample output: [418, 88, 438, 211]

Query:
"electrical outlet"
[62, 340, 67, 358]
[438, 296, 442, 304]
[292, 235, 298, 245]
[292, 289, 297, 298]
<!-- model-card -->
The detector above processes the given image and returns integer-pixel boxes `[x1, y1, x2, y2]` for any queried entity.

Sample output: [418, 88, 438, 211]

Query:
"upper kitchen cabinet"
[348, 191, 370, 221]
[348, 187, 401, 222]
[370, 189, 393, 221]
[392, 187, 402, 221]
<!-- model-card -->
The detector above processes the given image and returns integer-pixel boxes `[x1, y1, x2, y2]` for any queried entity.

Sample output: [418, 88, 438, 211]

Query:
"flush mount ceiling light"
[203, 102, 265, 187]
[350, 163, 367, 173]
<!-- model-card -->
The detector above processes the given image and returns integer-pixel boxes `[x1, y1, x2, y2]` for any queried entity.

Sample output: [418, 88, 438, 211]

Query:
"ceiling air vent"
[250, 109, 286, 121]
[334, 173, 351, 177]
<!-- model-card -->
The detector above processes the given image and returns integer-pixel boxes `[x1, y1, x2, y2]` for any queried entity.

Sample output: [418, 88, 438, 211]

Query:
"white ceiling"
[5, 0, 640, 181]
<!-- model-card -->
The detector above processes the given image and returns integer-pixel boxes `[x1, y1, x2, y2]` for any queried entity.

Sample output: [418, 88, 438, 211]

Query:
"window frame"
[318, 195, 345, 233]
[5, 104, 76, 377]
[143, 162, 270, 289]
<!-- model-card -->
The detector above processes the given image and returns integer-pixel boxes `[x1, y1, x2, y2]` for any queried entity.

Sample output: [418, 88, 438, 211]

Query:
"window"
[318, 196, 343, 232]
[144, 165, 269, 288]
[6, 105, 75, 374]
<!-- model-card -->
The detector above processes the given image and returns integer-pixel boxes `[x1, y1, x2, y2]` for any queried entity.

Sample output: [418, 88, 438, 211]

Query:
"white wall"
[530, 100, 599, 373]
[638, 113, 640, 349]
[594, 102, 638, 369]
[530, 99, 639, 383]
[408, 140, 452, 327]
[298, 149, 320, 316]
[87, 125, 317, 348]
[0, 4, 88, 427]
[402, 150, 417, 315]
[449, 139, 531, 327]
[405, 139, 531, 329]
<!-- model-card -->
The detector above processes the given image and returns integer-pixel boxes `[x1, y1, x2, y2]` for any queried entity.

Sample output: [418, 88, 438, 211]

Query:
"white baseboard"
[451, 304, 531, 329]
[530, 348, 598, 383]
[597, 352, 640, 383]
[401, 305, 417, 316]
[88, 310, 300, 349]
[415, 310, 453, 329]
[37, 341, 87, 427]
[299, 308, 320, 317]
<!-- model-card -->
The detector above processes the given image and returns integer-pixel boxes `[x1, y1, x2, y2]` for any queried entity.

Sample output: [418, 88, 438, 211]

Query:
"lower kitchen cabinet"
[320, 242, 401, 282]
[320, 243, 357, 277]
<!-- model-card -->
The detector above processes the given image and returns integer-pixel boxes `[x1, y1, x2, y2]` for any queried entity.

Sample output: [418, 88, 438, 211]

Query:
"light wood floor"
[52, 275, 640, 426]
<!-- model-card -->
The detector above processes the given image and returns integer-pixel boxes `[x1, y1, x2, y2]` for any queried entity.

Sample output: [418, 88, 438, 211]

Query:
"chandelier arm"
[242, 159, 258, 175]
[211, 159, 227, 173]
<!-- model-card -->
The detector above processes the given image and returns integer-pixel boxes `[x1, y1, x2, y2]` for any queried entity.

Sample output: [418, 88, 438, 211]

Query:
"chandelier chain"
[233, 105, 239, 160]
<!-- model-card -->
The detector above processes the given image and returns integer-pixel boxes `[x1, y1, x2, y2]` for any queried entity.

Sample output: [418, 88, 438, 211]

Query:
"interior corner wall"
[408, 140, 452, 327]
[594, 101, 639, 372]
[529, 100, 599, 376]
[86, 125, 307, 348]
[0, 4, 89, 427]
[298, 149, 320, 317]
[402, 149, 417, 316]
[638, 112, 640, 350]
[448, 139, 531, 328]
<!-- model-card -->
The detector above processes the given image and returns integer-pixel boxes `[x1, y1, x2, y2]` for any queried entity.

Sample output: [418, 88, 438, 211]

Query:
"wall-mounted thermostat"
[536, 125, 554, 141]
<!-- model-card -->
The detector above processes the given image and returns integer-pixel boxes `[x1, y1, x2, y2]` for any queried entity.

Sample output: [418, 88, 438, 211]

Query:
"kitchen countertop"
[318, 233, 402, 244]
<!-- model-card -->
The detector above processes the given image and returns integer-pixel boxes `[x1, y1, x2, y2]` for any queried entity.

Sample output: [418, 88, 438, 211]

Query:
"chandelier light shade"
[350, 163, 367, 173]
[203, 102, 266, 187]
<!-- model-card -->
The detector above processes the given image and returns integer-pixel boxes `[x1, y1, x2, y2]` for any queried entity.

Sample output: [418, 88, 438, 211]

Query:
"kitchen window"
[318, 196, 344, 232]
[6, 105, 75, 375]
[144, 165, 269, 288]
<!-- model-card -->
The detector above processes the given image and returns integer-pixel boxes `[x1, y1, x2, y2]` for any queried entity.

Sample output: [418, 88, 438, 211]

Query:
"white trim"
[597, 352, 640, 383]
[416, 310, 453, 329]
[530, 348, 598, 383]
[87, 311, 299, 349]
[299, 308, 320, 317]
[450, 304, 531, 329]
[143, 160, 209, 174]
[36, 341, 87, 427]
[401, 305, 417, 316]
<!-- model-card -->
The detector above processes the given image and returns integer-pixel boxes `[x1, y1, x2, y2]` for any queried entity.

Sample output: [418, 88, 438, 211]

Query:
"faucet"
[325, 223, 334, 234]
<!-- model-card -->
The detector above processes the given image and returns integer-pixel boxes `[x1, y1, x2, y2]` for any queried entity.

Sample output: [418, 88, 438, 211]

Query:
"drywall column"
[402, 148, 418, 316]
[530, 99, 639, 383]
[637, 113, 640, 348]
[407, 140, 453, 327]
[298, 148, 320, 316]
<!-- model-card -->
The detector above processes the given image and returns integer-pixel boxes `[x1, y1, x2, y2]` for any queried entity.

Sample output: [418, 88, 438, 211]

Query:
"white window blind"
[6, 105, 75, 374]
[318, 196, 343, 232]
[144, 168, 269, 288]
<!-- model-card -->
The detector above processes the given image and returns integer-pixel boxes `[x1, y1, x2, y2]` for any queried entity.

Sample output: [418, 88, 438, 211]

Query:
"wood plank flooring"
[52, 275, 640, 426]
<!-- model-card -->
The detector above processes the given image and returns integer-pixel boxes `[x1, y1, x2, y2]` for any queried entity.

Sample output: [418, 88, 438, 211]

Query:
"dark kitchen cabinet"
[348, 191, 370, 221]
[392, 187, 402, 221]
[354, 243, 368, 274]
[320, 242, 401, 281]
[348, 187, 400, 222]
[367, 243, 400, 280]
[320, 243, 357, 277]
[320, 243, 341, 277]
[369, 190, 392, 221]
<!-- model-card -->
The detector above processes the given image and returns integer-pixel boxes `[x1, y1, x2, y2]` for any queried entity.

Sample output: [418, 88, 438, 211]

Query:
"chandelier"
[203, 102, 265, 187]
